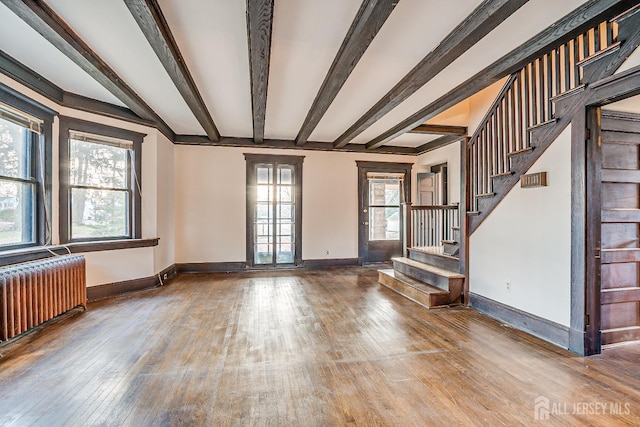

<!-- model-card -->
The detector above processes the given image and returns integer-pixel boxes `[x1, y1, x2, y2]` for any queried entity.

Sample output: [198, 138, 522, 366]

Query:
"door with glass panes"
[245, 154, 303, 267]
[357, 162, 412, 264]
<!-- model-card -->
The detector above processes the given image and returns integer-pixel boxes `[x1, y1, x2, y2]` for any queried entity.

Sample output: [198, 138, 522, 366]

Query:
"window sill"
[0, 238, 159, 267]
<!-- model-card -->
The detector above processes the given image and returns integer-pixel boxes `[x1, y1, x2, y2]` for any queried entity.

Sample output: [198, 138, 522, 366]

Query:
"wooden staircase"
[379, 256, 464, 308]
[467, 12, 640, 234]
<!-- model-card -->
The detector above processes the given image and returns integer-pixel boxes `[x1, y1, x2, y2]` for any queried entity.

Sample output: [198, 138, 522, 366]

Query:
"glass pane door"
[253, 163, 296, 266]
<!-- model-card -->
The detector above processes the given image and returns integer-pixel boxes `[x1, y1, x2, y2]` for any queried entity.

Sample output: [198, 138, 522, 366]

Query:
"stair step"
[490, 171, 514, 178]
[378, 269, 452, 308]
[408, 247, 460, 272]
[507, 146, 534, 157]
[441, 239, 457, 244]
[467, 211, 481, 216]
[378, 269, 453, 309]
[392, 257, 464, 297]
[475, 192, 496, 198]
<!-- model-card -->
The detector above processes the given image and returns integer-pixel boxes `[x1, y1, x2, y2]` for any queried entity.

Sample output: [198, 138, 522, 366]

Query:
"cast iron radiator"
[0, 255, 86, 342]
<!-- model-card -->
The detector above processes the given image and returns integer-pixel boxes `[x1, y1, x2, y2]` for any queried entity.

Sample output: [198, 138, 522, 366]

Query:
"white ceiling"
[0, 0, 596, 149]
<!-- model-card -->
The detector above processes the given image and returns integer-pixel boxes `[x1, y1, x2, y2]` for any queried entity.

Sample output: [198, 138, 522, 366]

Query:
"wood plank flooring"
[1, 266, 640, 426]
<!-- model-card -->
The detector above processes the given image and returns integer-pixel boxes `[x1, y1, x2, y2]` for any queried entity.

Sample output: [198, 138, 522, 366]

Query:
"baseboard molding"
[87, 264, 177, 302]
[469, 293, 570, 349]
[175, 262, 246, 273]
[302, 258, 359, 268]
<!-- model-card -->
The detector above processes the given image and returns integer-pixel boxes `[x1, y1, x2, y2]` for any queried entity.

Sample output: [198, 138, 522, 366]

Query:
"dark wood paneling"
[602, 169, 640, 183]
[602, 249, 640, 264]
[246, 0, 274, 144]
[601, 130, 640, 144]
[602, 209, 640, 222]
[366, 0, 638, 149]
[0, 0, 176, 140]
[295, 0, 399, 145]
[123, 0, 220, 141]
[602, 143, 639, 169]
[602, 287, 640, 304]
[331, 0, 528, 148]
[601, 223, 639, 248]
[601, 262, 637, 287]
[602, 301, 639, 329]
[602, 325, 640, 345]
[469, 293, 570, 348]
[602, 183, 639, 209]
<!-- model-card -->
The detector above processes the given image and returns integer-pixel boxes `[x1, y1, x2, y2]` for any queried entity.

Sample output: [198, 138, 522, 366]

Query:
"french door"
[245, 154, 303, 268]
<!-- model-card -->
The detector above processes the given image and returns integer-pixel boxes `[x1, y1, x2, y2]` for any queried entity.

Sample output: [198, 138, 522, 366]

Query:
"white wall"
[0, 73, 174, 287]
[469, 126, 572, 326]
[415, 140, 461, 204]
[174, 146, 415, 263]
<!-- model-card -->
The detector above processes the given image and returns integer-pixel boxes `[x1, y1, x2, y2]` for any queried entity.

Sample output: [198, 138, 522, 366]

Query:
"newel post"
[403, 202, 412, 257]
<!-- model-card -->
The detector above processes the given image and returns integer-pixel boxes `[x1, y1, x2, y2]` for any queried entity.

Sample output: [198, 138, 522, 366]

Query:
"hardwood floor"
[1, 266, 640, 426]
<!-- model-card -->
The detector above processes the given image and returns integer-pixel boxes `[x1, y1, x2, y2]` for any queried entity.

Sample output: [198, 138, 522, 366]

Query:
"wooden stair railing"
[404, 204, 459, 254]
[467, 19, 630, 233]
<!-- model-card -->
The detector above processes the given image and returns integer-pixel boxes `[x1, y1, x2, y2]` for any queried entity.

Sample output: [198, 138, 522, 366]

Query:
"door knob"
[363, 221, 368, 225]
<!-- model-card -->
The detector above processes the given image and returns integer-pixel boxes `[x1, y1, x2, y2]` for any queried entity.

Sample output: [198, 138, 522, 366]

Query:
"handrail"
[467, 20, 618, 212]
[404, 203, 459, 253]
[411, 204, 459, 211]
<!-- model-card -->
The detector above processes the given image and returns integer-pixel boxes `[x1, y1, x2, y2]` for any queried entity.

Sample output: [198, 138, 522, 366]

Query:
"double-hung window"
[59, 117, 143, 242]
[0, 86, 53, 250]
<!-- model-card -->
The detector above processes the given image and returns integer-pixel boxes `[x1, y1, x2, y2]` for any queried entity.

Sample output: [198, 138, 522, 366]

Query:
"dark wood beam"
[415, 134, 464, 155]
[123, 0, 220, 141]
[246, 0, 274, 144]
[175, 135, 416, 155]
[588, 65, 640, 106]
[0, 0, 175, 140]
[295, 0, 399, 145]
[410, 124, 467, 135]
[365, 0, 638, 149]
[333, 0, 528, 148]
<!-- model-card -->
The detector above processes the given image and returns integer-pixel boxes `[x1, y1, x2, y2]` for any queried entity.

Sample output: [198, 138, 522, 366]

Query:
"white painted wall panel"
[469, 127, 572, 326]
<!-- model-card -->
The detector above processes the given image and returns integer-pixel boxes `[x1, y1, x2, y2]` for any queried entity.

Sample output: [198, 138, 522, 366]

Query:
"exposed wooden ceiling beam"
[246, 0, 274, 144]
[415, 134, 464, 155]
[366, 0, 638, 149]
[333, 0, 528, 148]
[295, 0, 399, 146]
[175, 135, 416, 155]
[0, 0, 175, 140]
[123, 0, 220, 141]
[410, 124, 467, 135]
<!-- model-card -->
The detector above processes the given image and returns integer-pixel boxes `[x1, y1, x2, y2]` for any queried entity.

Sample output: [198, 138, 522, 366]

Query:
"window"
[59, 117, 144, 242]
[245, 154, 303, 267]
[368, 178, 401, 241]
[0, 85, 54, 250]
